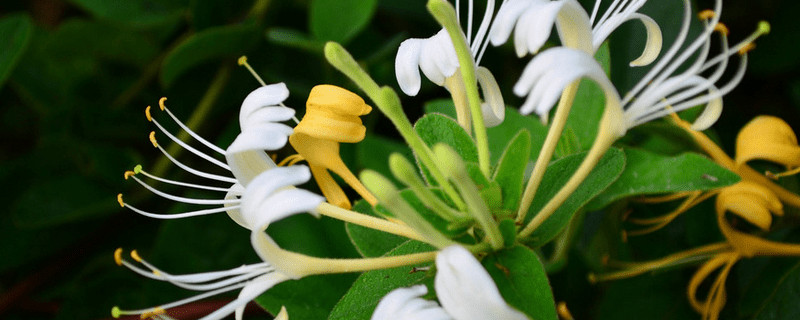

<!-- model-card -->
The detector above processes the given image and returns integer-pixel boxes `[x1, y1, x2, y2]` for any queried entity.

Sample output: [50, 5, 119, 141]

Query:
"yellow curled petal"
[717, 181, 782, 231]
[686, 252, 738, 320]
[716, 187, 800, 257]
[735, 116, 800, 168]
[294, 85, 371, 143]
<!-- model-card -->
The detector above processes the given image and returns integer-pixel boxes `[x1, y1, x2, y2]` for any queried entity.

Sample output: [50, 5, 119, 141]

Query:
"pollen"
[117, 194, 125, 207]
[149, 131, 158, 147]
[158, 97, 167, 111]
[114, 248, 123, 266]
[145, 106, 153, 122]
[714, 23, 729, 36]
[140, 307, 165, 319]
[738, 43, 756, 55]
[124, 171, 135, 180]
[131, 250, 143, 262]
[557, 302, 574, 320]
[698, 9, 715, 20]
[238, 55, 248, 66]
[111, 306, 121, 318]
[134, 164, 143, 174]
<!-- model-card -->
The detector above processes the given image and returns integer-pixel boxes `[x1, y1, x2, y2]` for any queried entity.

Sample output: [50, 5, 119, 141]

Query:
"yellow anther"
[124, 171, 135, 180]
[698, 9, 715, 20]
[587, 273, 597, 284]
[152, 269, 161, 276]
[557, 302, 574, 320]
[238, 56, 248, 66]
[714, 23, 729, 36]
[145, 106, 153, 122]
[149, 131, 158, 147]
[158, 97, 167, 111]
[117, 194, 125, 207]
[134, 164, 143, 174]
[111, 306, 121, 318]
[131, 250, 142, 262]
[114, 248, 123, 266]
[140, 307, 165, 319]
[738, 43, 756, 55]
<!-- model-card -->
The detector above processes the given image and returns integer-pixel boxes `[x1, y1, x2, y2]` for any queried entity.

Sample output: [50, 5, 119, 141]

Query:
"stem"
[428, 0, 491, 176]
[518, 108, 618, 239]
[316, 203, 425, 242]
[151, 65, 231, 177]
[516, 82, 580, 223]
[590, 242, 729, 283]
[544, 210, 583, 273]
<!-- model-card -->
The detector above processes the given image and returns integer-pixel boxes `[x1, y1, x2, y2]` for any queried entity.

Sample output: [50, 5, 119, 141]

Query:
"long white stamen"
[136, 168, 230, 192]
[471, 0, 495, 56]
[123, 202, 241, 219]
[130, 176, 240, 205]
[150, 122, 231, 170]
[114, 282, 247, 316]
[467, 0, 474, 44]
[595, 0, 624, 30]
[157, 100, 227, 155]
[590, 0, 603, 25]
[154, 145, 237, 184]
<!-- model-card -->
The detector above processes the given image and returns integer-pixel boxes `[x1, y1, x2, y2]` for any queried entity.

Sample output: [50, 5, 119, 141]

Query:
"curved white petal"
[372, 285, 452, 320]
[593, 13, 662, 66]
[396, 38, 425, 96]
[419, 30, 460, 87]
[242, 107, 295, 131]
[240, 166, 323, 230]
[476, 67, 505, 127]
[239, 83, 291, 130]
[227, 124, 293, 154]
[514, 47, 619, 117]
[553, 0, 594, 53]
[199, 273, 290, 320]
[224, 183, 249, 229]
[224, 150, 276, 186]
[488, 0, 531, 47]
[435, 246, 528, 320]
[690, 88, 723, 131]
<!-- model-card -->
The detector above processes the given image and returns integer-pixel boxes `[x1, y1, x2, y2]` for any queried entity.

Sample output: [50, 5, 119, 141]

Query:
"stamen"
[158, 97, 167, 111]
[131, 250, 142, 262]
[129, 175, 239, 205]
[557, 302, 574, 320]
[114, 248, 123, 266]
[738, 43, 756, 55]
[698, 9, 715, 20]
[145, 106, 153, 122]
[766, 167, 800, 179]
[155, 98, 226, 155]
[149, 121, 230, 170]
[153, 145, 238, 184]
[238, 55, 267, 86]
[141, 307, 166, 319]
[149, 131, 158, 147]
[135, 167, 230, 192]
[124, 170, 135, 180]
[277, 154, 305, 167]
[123, 202, 240, 219]
[117, 194, 125, 207]
[714, 23, 729, 36]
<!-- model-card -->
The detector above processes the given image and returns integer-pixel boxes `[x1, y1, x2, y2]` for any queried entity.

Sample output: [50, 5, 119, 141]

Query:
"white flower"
[489, 0, 661, 65]
[512, 0, 766, 132]
[119, 83, 296, 229]
[395, 0, 505, 127]
[371, 246, 529, 320]
[113, 166, 321, 320]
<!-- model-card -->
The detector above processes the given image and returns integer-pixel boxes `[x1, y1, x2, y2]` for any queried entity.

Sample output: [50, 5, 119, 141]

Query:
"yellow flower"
[735, 115, 800, 178]
[289, 84, 377, 209]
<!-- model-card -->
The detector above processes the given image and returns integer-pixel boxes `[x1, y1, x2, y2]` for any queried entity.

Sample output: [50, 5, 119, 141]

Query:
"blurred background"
[1, 0, 798, 319]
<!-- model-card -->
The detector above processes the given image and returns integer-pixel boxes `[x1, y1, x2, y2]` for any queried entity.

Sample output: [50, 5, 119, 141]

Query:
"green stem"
[151, 65, 231, 176]
[516, 82, 579, 224]
[544, 210, 583, 273]
[324, 42, 466, 210]
[427, 0, 491, 176]
[518, 108, 619, 239]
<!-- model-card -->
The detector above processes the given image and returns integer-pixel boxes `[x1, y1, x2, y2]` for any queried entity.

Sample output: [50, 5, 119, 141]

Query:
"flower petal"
[476, 66, 505, 127]
[240, 166, 324, 229]
[372, 285, 452, 320]
[199, 272, 290, 320]
[735, 116, 800, 168]
[239, 83, 291, 130]
[434, 246, 528, 320]
[396, 38, 424, 96]
[488, 0, 531, 47]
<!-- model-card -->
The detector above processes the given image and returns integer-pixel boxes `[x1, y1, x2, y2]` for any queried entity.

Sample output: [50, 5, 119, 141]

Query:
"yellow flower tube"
[290, 85, 378, 209]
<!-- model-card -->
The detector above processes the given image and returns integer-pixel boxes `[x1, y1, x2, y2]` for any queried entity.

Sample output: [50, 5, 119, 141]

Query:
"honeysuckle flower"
[735, 115, 800, 179]
[489, 0, 661, 64]
[288, 84, 378, 210]
[118, 83, 295, 229]
[112, 166, 320, 320]
[372, 245, 528, 320]
[395, 0, 505, 128]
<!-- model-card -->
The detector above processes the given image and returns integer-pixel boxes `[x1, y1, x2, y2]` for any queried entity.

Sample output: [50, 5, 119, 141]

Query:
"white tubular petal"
[435, 246, 529, 320]
[396, 38, 424, 96]
[240, 166, 323, 229]
[690, 92, 723, 131]
[239, 84, 290, 130]
[200, 273, 291, 320]
[372, 285, 452, 320]
[224, 150, 276, 186]
[489, 0, 530, 46]
[476, 67, 505, 127]
[225, 183, 249, 229]
[419, 30, 459, 86]
[514, 47, 619, 117]
[554, 0, 594, 53]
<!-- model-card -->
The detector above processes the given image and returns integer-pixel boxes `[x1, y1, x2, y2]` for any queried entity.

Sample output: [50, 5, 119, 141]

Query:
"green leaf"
[586, 148, 740, 210]
[414, 113, 478, 163]
[46, 19, 160, 67]
[0, 13, 32, 89]
[310, 0, 378, 44]
[328, 240, 435, 320]
[492, 129, 531, 211]
[482, 245, 558, 320]
[160, 22, 259, 87]
[266, 27, 326, 54]
[346, 200, 407, 257]
[12, 174, 117, 228]
[524, 148, 625, 247]
[595, 272, 696, 320]
[66, 0, 187, 28]
[356, 134, 414, 186]
[752, 260, 800, 320]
